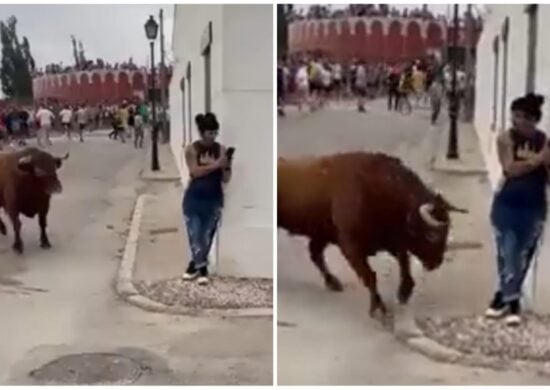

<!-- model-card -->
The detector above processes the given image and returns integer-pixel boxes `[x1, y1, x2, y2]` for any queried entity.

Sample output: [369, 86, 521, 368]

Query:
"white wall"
[474, 5, 550, 310]
[169, 4, 273, 279]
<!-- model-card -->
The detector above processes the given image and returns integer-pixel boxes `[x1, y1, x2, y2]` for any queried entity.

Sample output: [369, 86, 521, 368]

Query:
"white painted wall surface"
[169, 5, 273, 278]
[474, 5, 550, 310]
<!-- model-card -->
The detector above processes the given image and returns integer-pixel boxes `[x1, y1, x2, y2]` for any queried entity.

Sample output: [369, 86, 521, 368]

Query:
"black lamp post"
[447, 4, 460, 159]
[145, 15, 160, 171]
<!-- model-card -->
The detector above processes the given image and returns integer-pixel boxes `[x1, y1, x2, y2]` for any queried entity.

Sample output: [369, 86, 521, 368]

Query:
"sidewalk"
[140, 143, 181, 182]
[117, 182, 272, 316]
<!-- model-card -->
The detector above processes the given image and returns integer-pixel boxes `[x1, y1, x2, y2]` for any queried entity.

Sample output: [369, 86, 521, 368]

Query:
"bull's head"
[410, 192, 467, 271]
[18, 151, 69, 195]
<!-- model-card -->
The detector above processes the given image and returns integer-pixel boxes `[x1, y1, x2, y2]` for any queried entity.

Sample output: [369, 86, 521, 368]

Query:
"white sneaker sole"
[505, 315, 522, 327]
[182, 273, 198, 281]
[484, 307, 507, 319]
[197, 277, 209, 285]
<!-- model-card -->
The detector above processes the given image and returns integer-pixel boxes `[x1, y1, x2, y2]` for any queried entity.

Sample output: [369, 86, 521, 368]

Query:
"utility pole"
[446, 4, 459, 159]
[463, 4, 475, 122]
[159, 8, 168, 144]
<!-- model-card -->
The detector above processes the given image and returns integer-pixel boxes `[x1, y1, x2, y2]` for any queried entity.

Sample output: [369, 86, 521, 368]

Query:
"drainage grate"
[29, 353, 144, 385]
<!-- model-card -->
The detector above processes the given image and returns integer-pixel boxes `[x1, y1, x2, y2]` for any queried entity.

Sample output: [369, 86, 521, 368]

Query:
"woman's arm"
[497, 132, 545, 178]
[220, 145, 232, 183]
[185, 145, 223, 178]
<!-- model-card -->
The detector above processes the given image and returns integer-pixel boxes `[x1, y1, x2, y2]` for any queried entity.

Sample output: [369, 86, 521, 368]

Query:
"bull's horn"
[435, 191, 468, 214]
[419, 203, 446, 228]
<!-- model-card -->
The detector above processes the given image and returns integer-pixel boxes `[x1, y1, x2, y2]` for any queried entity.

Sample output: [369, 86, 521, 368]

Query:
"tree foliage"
[0, 16, 35, 101]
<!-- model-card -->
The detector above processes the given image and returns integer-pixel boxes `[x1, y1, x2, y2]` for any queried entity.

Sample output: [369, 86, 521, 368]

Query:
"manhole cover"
[29, 353, 143, 385]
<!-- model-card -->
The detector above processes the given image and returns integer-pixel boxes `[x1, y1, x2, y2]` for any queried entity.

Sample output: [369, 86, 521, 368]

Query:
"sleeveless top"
[183, 141, 224, 213]
[495, 128, 547, 213]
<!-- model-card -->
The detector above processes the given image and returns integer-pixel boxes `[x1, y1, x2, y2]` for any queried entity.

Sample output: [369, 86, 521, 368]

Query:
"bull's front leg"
[38, 212, 51, 249]
[308, 239, 343, 291]
[339, 240, 386, 316]
[396, 252, 415, 304]
[8, 210, 23, 254]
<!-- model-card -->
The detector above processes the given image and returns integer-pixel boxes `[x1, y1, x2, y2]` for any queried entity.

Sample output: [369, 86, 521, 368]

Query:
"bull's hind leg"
[308, 239, 343, 292]
[0, 216, 6, 236]
[396, 252, 415, 304]
[339, 240, 386, 316]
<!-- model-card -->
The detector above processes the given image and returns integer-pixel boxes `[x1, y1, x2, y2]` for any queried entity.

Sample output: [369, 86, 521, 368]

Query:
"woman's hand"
[214, 154, 229, 170]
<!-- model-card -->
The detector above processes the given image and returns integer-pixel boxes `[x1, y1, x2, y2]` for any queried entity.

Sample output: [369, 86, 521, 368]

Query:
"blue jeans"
[183, 207, 221, 270]
[491, 201, 545, 303]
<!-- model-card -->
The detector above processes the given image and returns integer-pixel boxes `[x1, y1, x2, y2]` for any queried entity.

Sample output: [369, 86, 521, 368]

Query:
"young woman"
[182, 113, 232, 285]
[486, 93, 550, 326]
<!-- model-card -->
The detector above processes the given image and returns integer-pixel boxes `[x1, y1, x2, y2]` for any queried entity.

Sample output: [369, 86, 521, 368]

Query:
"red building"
[32, 69, 170, 105]
[288, 16, 480, 63]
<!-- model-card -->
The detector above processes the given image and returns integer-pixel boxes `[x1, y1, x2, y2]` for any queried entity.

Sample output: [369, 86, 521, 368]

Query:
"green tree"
[0, 16, 35, 101]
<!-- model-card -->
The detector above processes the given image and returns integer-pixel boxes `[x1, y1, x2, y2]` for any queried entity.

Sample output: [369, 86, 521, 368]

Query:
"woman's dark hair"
[195, 112, 219, 133]
[511, 93, 545, 122]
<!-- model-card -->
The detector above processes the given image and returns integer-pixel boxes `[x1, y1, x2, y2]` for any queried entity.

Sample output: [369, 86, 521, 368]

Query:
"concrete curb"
[139, 169, 180, 182]
[394, 319, 550, 377]
[115, 193, 273, 318]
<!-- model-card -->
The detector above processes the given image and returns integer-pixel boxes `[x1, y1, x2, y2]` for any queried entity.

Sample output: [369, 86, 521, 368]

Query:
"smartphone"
[226, 147, 236, 161]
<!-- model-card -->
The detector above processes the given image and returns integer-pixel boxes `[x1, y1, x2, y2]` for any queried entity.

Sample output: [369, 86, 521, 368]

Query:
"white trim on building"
[169, 4, 273, 279]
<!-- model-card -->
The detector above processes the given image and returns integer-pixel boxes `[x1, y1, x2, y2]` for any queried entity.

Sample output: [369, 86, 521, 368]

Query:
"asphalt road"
[0, 132, 272, 385]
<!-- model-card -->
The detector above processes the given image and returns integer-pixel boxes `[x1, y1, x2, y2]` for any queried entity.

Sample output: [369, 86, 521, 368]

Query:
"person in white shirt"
[35, 104, 54, 147]
[76, 103, 88, 143]
[295, 61, 310, 112]
[59, 104, 73, 140]
[320, 64, 332, 108]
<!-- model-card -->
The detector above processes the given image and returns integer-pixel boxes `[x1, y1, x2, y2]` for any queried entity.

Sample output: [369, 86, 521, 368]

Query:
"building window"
[525, 5, 538, 93]
[201, 21, 213, 113]
[500, 17, 510, 133]
[491, 36, 499, 131]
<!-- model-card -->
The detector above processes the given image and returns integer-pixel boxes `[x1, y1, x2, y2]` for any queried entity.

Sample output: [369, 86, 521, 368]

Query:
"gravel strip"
[418, 314, 550, 362]
[134, 277, 272, 310]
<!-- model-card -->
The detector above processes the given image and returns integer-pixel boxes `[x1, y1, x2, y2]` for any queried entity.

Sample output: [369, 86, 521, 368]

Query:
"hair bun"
[194, 113, 205, 126]
[526, 93, 545, 107]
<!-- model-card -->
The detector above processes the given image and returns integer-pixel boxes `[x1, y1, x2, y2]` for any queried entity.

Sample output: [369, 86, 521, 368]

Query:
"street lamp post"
[447, 4, 460, 159]
[145, 15, 160, 171]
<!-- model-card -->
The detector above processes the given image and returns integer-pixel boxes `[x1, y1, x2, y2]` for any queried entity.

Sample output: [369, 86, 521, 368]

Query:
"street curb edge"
[396, 322, 550, 377]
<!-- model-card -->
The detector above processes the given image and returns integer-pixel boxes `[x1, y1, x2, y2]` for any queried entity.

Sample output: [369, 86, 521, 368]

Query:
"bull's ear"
[18, 155, 33, 173]
[55, 153, 69, 169]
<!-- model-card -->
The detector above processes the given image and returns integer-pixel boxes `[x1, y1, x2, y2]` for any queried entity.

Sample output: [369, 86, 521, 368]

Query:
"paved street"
[0, 134, 272, 385]
[277, 100, 549, 385]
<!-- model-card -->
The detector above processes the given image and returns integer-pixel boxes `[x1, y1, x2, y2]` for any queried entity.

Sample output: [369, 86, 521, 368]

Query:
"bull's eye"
[426, 231, 440, 243]
[34, 168, 47, 177]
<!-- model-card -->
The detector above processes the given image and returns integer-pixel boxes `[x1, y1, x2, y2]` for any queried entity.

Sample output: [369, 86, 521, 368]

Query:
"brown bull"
[278, 152, 466, 316]
[0, 147, 69, 253]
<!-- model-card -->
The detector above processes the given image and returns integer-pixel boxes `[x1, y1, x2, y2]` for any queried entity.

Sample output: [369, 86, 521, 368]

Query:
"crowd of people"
[33, 58, 152, 77]
[0, 99, 153, 150]
[287, 4, 445, 22]
[277, 54, 469, 122]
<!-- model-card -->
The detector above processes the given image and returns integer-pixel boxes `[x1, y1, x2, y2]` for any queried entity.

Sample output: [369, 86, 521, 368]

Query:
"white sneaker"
[197, 276, 209, 286]
[182, 271, 198, 281]
[505, 314, 522, 327]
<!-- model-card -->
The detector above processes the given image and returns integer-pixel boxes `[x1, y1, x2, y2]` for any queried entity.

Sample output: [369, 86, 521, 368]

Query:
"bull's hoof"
[40, 241, 52, 249]
[325, 275, 344, 292]
[0, 224, 6, 236]
[12, 242, 23, 254]
[369, 295, 387, 317]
